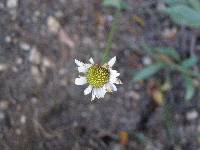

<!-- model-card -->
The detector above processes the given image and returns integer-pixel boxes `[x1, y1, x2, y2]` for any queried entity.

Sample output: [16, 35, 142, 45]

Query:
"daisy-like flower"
[75, 56, 122, 101]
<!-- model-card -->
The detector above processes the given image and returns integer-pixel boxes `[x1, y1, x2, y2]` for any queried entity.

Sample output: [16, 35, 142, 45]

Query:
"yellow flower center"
[86, 65, 110, 88]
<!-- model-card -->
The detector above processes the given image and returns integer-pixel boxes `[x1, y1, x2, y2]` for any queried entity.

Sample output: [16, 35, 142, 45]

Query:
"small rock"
[58, 68, 66, 75]
[31, 66, 43, 84]
[0, 112, 5, 120]
[7, 0, 18, 8]
[0, 101, 9, 110]
[47, 16, 61, 33]
[127, 91, 140, 100]
[29, 47, 42, 65]
[82, 36, 93, 46]
[60, 78, 68, 86]
[58, 29, 75, 48]
[142, 56, 152, 65]
[11, 66, 18, 72]
[42, 57, 54, 68]
[162, 27, 177, 40]
[15, 129, 21, 135]
[0, 2, 4, 9]
[31, 97, 38, 104]
[186, 110, 198, 121]
[20, 42, 31, 51]
[55, 10, 63, 18]
[0, 64, 8, 71]
[107, 15, 113, 22]
[5, 36, 11, 43]
[15, 57, 23, 65]
[157, 2, 166, 11]
[20, 115, 26, 124]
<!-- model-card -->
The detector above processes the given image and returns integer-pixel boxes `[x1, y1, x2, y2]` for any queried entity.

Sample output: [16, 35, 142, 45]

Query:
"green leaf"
[133, 63, 165, 81]
[183, 75, 196, 101]
[162, 0, 187, 5]
[188, 0, 200, 11]
[181, 56, 198, 68]
[162, 5, 200, 27]
[142, 45, 180, 61]
[156, 47, 181, 61]
[102, 0, 128, 10]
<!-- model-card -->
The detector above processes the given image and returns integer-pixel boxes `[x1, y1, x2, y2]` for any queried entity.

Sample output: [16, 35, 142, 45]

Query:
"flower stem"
[102, 11, 120, 64]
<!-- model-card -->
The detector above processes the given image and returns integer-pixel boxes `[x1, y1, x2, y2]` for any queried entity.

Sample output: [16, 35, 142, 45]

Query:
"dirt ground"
[0, 0, 200, 150]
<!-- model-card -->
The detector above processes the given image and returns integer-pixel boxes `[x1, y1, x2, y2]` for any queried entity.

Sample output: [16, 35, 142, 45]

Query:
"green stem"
[171, 63, 200, 78]
[102, 11, 120, 64]
[147, 50, 200, 78]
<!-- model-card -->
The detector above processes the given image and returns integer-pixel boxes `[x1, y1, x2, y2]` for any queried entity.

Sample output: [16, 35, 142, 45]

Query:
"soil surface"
[0, 0, 200, 150]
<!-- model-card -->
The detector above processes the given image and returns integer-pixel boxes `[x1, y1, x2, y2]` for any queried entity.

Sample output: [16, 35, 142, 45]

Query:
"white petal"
[113, 78, 123, 84]
[75, 77, 87, 85]
[110, 83, 117, 91]
[110, 76, 117, 83]
[97, 88, 104, 98]
[106, 83, 117, 92]
[110, 70, 120, 83]
[84, 85, 92, 95]
[78, 66, 87, 72]
[110, 69, 120, 78]
[95, 88, 101, 99]
[75, 59, 84, 67]
[100, 87, 107, 98]
[108, 56, 116, 67]
[111, 83, 117, 91]
[91, 90, 96, 101]
[89, 57, 94, 64]
[77, 64, 91, 73]
[98, 88, 103, 98]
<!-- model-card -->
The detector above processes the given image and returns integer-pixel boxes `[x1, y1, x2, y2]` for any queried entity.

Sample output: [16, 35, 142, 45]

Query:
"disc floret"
[86, 65, 110, 88]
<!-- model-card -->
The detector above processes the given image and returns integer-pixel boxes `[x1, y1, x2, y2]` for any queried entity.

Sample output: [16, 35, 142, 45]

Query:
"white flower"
[75, 56, 122, 101]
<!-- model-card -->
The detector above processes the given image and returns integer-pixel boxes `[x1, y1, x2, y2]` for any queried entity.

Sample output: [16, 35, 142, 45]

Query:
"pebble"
[82, 37, 93, 46]
[186, 110, 198, 121]
[0, 2, 4, 9]
[11, 66, 18, 73]
[20, 115, 26, 124]
[31, 97, 38, 104]
[5, 36, 11, 43]
[15, 57, 23, 65]
[29, 47, 42, 65]
[127, 91, 140, 100]
[142, 56, 152, 65]
[162, 27, 177, 39]
[20, 42, 31, 51]
[15, 129, 21, 135]
[107, 15, 113, 22]
[157, 2, 166, 11]
[0, 64, 7, 71]
[0, 112, 5, 120]
[7, 0, 18, 8]
[42, 57, 54, 68]
[31, 66, 43, 84]
[47, 16, 61, 33]
[0, 101, 9, 110]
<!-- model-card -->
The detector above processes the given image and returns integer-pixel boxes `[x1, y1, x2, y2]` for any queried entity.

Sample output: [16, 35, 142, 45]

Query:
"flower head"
[75, 56, 122, 101]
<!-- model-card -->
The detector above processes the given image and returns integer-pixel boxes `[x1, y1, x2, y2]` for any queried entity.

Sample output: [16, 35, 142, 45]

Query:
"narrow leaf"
[133, 63, 165, 81]
[181, 56, 198, 68]
[102, 0, 128, 10]
[162, 0, 187, 5]
[183, 75, 196, 101]
[162, 5, 200, 27]
[188, 0, 200, 11]
[156, 47, 180, 61]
